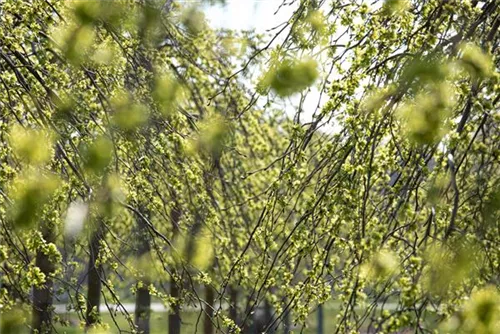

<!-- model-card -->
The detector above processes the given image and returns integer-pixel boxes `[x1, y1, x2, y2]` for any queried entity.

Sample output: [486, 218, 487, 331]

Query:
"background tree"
[0, 0, 499, 334]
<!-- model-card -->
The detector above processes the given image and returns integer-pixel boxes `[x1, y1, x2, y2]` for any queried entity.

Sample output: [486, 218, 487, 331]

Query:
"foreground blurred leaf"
[261, 58, 319, 97]
[188, 114, 229, 160]
[9, 125, 54, 165]
[52, 24, 95, 65]
[0, 307, 26, 333]
[153, 75, 183, 116]
[360, 249, 399, 282]
[442, 286, 500, 334]
[111, 92, 149, 132]
[83, 136, 113, 174]
[459, 43, 494, 78]
[382, 0, 409, 15]
[181, 7, 207, 35]
[397, 83, 455, 145]
[8, 173, 60, 229]
[423, 241, 480, 296]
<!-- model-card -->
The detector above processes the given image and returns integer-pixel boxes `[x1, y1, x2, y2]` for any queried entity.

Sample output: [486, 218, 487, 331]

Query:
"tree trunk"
[203, 285, 215, 334]
[229, 286, 238, 326]
[86, 222, 103, 328]
[135, 284, 151, 334]
[317, 304, 324, 334]
[168, 278, 181, 334]
[168, 204, 182, 334]
[283, 298, 291, 334]
[283, 310, 291, 334]
[253, 300, 274, 334]
[31, 224, 55, 334]
[264, 300, 274, 333]
[134, 207, 151, 334]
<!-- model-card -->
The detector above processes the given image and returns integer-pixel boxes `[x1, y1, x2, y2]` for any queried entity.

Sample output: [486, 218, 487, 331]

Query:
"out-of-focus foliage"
[8, 173, 60, 229]
[441, 286, 500, 334]
[0, 0, 499, 333]
[9, 126, 54, 165]
[259, 57, 318, 96]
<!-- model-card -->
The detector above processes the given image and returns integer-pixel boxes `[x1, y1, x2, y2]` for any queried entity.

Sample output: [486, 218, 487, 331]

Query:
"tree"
[232, 0, 500, 332]
[0, 0, 499, 334]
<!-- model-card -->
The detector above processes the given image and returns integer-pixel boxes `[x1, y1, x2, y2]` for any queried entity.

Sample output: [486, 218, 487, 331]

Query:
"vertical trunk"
[241, 295, 253, 334]
[283, 311, 291, 334]
[86, 222, 103, 328]
[203, 285, 215, 334]
[135, 284, 151, 334]
[252, 305, 264, 333]
[264, 300, 274, 334]
[317, 304, 324, 334]
[283, 298, 291, 334]
[31, 224, 55, 334]
[253, 300, 274, 334]
[134, 208, 151, 334]
[229, 286, 238, 326]
[168, 278, 181, 334]
[168, 204, 182, 334]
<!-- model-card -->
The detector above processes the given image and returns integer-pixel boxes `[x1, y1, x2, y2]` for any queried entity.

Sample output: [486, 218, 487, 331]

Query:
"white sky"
[187, 0, 336, 132]
[202, 0, 295, 32]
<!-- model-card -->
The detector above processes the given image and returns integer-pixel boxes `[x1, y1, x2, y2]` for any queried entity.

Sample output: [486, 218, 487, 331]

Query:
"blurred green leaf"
[153, 75, 183, 115]
[9, 125, 54, 165]
[360, 249, 399, 281]
[1, 307, 26, 333]
[262, 58, 319, 97]
[111, 92, 149, 132]
[397, 83, 454, 145]
[83, 136, 113, 174]
[8, 173, 60, 229]
[459, 43, 494, 78]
